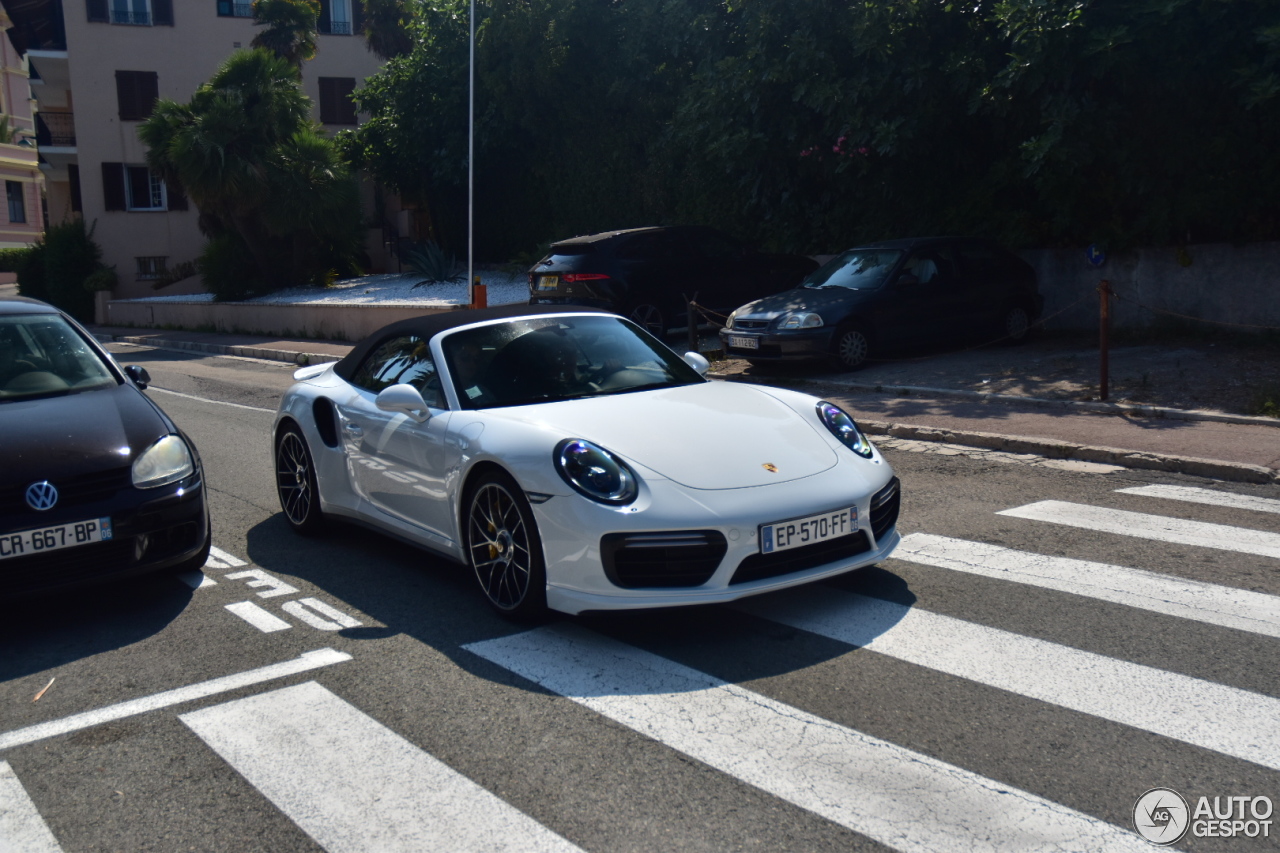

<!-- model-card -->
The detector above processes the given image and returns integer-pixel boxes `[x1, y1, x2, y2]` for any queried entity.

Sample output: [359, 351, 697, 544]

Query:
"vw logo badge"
[25, 481, 59, 511]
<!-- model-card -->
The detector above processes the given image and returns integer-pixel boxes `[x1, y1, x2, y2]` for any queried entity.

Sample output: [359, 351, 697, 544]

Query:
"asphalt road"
[2, 345, 1279, 852]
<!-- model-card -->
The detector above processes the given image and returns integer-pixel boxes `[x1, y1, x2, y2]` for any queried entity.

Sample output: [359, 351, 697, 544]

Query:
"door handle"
[343, 423, 363, 437]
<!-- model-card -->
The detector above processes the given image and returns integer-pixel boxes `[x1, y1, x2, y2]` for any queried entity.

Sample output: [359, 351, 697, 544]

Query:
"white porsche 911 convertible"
[273, 305, 900, 618]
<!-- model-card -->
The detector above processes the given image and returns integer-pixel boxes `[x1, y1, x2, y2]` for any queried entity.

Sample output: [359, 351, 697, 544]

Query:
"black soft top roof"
[333, 303, 604, 381]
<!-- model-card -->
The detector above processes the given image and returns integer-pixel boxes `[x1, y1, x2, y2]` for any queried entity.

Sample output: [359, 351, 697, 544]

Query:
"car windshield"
[802, 249, 903, 290]
[443, 315, 704, 409]
[0, 314, 118, 402]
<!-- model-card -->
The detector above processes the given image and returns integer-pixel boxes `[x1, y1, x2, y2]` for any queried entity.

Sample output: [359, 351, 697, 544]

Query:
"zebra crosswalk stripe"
[1117, 484, 1280, 515]
[465, 624, 1152, 853]
[895, 532, 1280, 638]
[998, 500, 1280, 559]
[180, 681, 583, 853]
[0, 761, 64, 853]
[736, 586, 1280, 772]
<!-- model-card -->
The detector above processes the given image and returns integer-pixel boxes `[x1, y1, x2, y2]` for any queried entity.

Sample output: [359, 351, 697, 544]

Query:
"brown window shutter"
[317, 0, 332, 33]
[86, 0, 108, 22]
[69, 164, 82, 213]
[152, 0, 173, 25]
[351, 0, 364, 35]
[338, 78, 357, 124]
[116, 71, 158, 121]
[319, 77, 357, 125]
[101, 162, 126, 211]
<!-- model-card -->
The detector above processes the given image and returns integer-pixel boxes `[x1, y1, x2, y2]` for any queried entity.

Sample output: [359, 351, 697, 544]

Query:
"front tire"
[275, 423, 325, 534]
[832, 326, 871, 370]
[465, 470, 547, 619]
[1000, 305, 1031, 345]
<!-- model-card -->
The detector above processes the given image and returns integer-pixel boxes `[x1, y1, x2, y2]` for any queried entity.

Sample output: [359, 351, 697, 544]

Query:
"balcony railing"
[111, 8, 150, 24]
[216, 0, 252, 16]
[319, 19, 352, 34]
[36, 112, 75, 147]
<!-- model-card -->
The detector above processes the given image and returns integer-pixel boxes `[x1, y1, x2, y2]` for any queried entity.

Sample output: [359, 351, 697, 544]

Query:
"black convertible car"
[0, 296, 209, 598]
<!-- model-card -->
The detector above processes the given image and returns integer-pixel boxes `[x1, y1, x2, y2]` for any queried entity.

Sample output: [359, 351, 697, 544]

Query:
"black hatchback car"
[528, 226, 818, 337]
[0, 296, 209, 598]
[719, 237, 1043, 370]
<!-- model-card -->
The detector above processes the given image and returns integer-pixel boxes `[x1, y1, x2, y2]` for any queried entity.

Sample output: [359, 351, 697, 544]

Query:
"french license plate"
[760, 507, 856, 554]
[0, 517, 113, 561]
[536, 275, 559, 291]
[727, 335, 759, 350]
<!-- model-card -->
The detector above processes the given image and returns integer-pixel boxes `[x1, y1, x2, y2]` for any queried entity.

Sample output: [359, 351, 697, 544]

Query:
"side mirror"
[896, 272, 920, 287]
[375, 383, 430, 423]
[682, 351, 710, 377]
[124, 364, 151, 389]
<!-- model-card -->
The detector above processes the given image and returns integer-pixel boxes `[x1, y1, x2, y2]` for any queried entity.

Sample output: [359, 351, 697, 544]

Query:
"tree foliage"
[140, 49, 365, 299]
[251, 0, 320, 69]
[345, 0, 1280, 257]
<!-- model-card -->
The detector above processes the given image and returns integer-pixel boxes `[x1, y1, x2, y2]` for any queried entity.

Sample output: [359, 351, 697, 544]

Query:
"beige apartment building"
[0, 8, 42, 251]
[3, 0, 385, 299]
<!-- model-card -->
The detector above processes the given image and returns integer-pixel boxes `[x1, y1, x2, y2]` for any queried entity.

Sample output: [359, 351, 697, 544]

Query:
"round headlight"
[815, 402, 874, 458]
[554, 439, 638, 505]
[132, 434, 195, 488]
[724, 311, 737, 330]
[779, 312, 824, 329]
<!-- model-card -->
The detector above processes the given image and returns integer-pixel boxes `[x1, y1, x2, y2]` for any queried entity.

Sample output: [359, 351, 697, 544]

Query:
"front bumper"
[0, 473, 209, 599]
[535, 453, 899, 615]
[719, 327, 835, 361]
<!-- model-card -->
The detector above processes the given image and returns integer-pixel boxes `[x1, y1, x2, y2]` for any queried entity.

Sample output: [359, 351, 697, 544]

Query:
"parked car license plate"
[0, 517, 113, 560]
[536, 275, 559, 291]
[760, 507, 857, 554]
[727, 335, 759, 350]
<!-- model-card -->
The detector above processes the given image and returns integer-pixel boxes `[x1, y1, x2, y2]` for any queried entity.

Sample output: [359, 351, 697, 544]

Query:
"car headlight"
[778, 312, 824, 329]
[555, 438, 638, 505]
[815, 402, 874, 458]
[724, 310, 738, 330]
[132, 434, 195, 488]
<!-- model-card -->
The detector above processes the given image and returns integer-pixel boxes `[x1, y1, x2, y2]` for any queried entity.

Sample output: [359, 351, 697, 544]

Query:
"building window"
[136, 256, 168, 280]
[318, 0, 362, 35]
[116, 71, 159, 121]
[318, 77, 357, 125]
[216, 0, 252, 16]
[6, 182, 25, 223]
[90, 0, 171, 25]
[126, 166, 166, 211]
[111, 0, 150, 24]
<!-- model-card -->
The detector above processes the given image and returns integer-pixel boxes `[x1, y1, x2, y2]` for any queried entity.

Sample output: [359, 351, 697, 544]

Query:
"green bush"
[198, 232, 269, 301]
[0, 247, 33, 273]
[15, 221, 102, 320]
[84, 265, 118, 292]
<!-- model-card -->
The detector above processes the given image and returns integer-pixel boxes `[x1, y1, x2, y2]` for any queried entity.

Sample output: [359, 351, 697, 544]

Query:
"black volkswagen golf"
[0, 296, 209, 598]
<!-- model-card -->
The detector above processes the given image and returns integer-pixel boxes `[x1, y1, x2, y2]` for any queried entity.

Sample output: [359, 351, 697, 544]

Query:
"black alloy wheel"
[276, 423, 325, 534]
[1000, 305, 1031, 345]
[627, 303, 667, 338]
[466, 470, 547, 619]
[833, 326, 871, 371]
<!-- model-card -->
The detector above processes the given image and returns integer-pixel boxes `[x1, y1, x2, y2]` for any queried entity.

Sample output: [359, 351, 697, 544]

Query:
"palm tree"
[251, 0, 320, 71]
[361, 0, 412, 61]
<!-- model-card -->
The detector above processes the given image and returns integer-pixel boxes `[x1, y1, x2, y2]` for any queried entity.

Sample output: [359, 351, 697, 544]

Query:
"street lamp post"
[467, 0, 475, 305]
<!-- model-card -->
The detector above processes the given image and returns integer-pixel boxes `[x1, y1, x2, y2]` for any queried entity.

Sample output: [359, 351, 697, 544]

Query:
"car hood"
[735, 285, 875, 319]
[489, 381, 838, 489]
[0, 383, 170, 487]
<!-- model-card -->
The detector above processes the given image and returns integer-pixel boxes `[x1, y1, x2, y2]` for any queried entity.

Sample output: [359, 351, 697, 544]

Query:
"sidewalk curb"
[859, 420, 1279, 486]
[96, 334, 343, 366]
[709, 371, 1280, 429]
[715, 373, 1280, 485]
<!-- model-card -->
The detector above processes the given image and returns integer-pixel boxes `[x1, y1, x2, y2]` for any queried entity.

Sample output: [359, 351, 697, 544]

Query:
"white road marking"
[225, 601, 292, 633]
[207, 545, 247, 568]
[895, 533, 1280, 638]
[0, 649, 350, 752]
[0, 761, 64, 853]
[149, 385, 275, 413]
[736, 587, 1280, 772]
[281, 598, 362, 631]
[181, 682, 582, 853]
[226, 569, 299, 598]
[466, 625, 1150, 853]
[1118, 484, 1280, 515]
[998, 500, 1280, 559]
